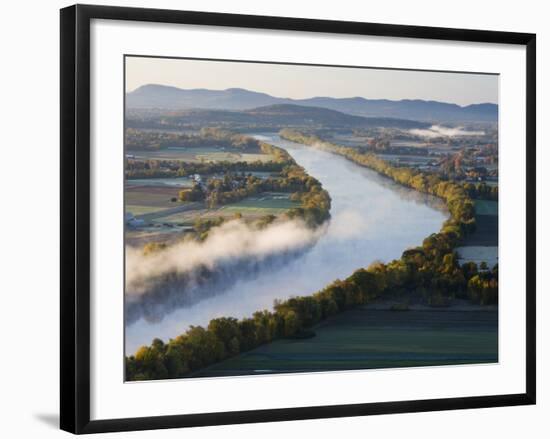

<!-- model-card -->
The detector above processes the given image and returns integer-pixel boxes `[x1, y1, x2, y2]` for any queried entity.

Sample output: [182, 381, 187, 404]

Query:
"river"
[125, 134, 448, 354]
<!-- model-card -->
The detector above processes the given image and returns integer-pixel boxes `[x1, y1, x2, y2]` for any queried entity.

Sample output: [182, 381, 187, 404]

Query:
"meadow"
[221, 193, 299, 215]
[474, 199, 498, 216]
[125, 190, 301, 247]
[127, 145, 273, 163]
[126, 177, 194, 188]
[462, 199, 498, 247]
[191, 308, 498, 377]
[126, 185, 182, 215]
[156, 192, 300, 224]
[457, 199, 498, 266]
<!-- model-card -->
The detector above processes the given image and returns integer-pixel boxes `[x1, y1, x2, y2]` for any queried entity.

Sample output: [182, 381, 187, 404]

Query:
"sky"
[125, 56, 498, 107]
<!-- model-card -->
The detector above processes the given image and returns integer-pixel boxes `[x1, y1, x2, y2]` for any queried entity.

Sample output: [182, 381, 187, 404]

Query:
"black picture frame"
[60, 4, 536, 434]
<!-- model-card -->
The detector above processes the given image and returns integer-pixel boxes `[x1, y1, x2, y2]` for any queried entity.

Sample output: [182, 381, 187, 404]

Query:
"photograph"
[0, 0, 542, 436]
[123, 56, 499, 381]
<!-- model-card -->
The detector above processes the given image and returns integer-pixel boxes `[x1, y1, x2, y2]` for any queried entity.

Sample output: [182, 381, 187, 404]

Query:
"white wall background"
[0, 0, 546, 437]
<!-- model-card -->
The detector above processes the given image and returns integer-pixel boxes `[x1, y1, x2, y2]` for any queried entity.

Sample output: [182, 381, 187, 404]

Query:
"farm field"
[156, 192, 300, 225]
[126, 177, 194, 188]
[375, 153, 434, 165]
[126, 145, 273, 163]
[389, 140, 429, 148]
[329, 134, 371, 147]
[221, 193, 299, 215]
[456, 246, 498, 266]
[127, 188, 299, 226]
[463, 215, 498, 247]
[475, 199, 498, 216]
[191, 308, 498, 377]
[461, 199, 498, 247]
[125, 192, 300, 247]
[126, 185, 181, 216]
[458, 199, 498, 265]
[125, 226, 192, 247]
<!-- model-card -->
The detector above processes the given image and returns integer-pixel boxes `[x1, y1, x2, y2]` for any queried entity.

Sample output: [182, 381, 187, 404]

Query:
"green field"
[191, 308, 498, 377]
[154, 192, 300, 225]
[221, 193, 300, 215]
[461, 199, 498, 247]
[126, 191, 300, 247]
[456, 245, 498, 266]
[127, 146, 273, 163]
[126, 177, 194, 188]
[125, 205, 168, 215]
[152, 209, 206, 225]
[475, 200, 498, 216]
[126, 185, 182, 217]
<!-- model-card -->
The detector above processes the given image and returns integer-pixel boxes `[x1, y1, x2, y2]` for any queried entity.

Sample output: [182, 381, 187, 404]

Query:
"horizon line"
[126, 83, 499, 108]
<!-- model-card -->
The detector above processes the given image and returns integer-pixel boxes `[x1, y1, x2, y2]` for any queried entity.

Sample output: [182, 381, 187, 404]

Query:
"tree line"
[125, 138, 295, 180]
[125, 127, 261, 151]
[462, 181, 498, 201]
[126, 158, 287, 179]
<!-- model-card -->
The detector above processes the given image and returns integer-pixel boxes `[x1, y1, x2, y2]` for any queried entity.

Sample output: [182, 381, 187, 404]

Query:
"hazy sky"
[125, 56, 498, 106]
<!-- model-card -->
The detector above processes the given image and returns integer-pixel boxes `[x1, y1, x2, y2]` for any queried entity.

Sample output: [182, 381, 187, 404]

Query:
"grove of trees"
[125, 127, 261, 151]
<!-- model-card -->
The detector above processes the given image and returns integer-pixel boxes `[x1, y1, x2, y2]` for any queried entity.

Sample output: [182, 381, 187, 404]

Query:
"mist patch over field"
[409, 125, 485, 138]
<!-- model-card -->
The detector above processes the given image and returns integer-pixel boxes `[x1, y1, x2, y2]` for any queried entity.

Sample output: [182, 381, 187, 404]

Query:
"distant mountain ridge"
[126, 103, 430, 130]
[127, 84, 498, 122]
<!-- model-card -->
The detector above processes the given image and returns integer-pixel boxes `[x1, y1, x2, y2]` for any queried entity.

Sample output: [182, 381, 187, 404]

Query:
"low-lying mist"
[126, 219, 325, 296]
[125, 219, 326, 323]
[409, 125, 485, 138]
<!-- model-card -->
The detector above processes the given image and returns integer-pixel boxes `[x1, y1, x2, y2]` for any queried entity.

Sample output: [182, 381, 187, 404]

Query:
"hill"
[127, 103, 431, 130]
[127, 84, 498, 122]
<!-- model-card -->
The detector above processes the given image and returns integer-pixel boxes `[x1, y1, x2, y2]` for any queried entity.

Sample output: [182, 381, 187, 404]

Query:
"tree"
[208, 317, 242, 356]
[282, 310, 301, 337]
[179, 183, 204, 202]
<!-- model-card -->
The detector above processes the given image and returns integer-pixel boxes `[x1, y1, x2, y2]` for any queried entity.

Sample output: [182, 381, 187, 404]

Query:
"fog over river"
[125, 134, 448, 354]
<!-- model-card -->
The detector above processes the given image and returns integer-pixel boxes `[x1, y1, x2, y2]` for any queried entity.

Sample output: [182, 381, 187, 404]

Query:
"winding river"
[125, 134, 448, 354]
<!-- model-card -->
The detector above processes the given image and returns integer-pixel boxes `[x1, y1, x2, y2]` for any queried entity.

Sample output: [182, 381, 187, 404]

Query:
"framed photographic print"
[60, 4, 536, 434]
